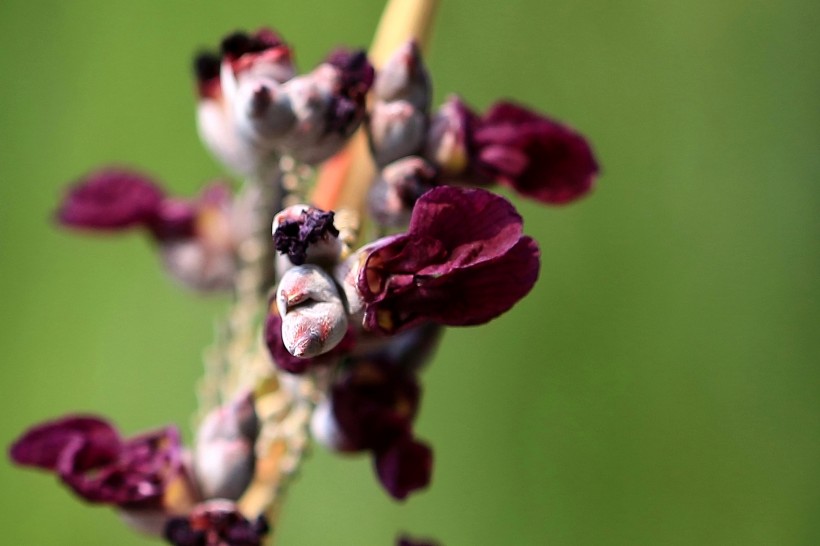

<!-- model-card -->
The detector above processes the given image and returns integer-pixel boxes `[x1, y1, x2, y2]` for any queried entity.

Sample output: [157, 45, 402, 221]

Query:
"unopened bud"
[424, 95, 475, 178]
[368, 156, 437, 227]
[374, 40, 430, 110]
[276, 265, 348, 358]
[368, 99, 427, 167]
[193, 391, 259, 501]
[233, 80, 295, 145]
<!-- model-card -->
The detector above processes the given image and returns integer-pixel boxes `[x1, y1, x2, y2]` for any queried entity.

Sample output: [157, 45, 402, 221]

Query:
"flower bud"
[373, 40, 430, 110]
[193, 391, 259, 501]
[368, 99, 427, 167]
[368, 156, 437, 227]
[424, 95, 475, 178]
[276, 265, 348, 358]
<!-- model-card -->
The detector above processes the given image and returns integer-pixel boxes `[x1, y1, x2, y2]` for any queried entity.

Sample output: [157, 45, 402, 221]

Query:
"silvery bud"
[373, 40, 430, 111]
[310, 397, 354, 452]
[368, 99, 427, 167]
[193, 391, 259, 501]
[276, 265, 348, 358]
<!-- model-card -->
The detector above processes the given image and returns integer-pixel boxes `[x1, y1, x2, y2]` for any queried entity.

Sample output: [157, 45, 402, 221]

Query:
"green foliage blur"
[1, 1, 818, 544]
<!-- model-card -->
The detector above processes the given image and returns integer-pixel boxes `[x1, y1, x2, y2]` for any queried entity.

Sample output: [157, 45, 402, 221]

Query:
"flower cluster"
[10, 16, 597, 546]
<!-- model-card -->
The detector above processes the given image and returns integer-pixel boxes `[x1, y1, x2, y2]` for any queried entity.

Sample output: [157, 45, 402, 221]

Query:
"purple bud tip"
[56, 169, 166, 232]
[325, 48, 375, 99]
[273, 208, 339, 266]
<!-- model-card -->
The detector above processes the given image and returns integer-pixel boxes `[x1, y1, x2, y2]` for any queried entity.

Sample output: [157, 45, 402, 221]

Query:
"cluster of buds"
[9, 11, 597, 546]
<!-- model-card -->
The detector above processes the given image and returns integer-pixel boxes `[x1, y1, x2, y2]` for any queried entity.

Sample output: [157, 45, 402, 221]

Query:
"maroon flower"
[330, 360, 421, 452]
[473, 101, 599, 204]
[56, 168, 200, 242]
[57, 169, 167, 232]
[374, 435, 433, 501]
[9, 415, 184, 509]
[357, 186, 540, 334]
[164, 500, 269, 546]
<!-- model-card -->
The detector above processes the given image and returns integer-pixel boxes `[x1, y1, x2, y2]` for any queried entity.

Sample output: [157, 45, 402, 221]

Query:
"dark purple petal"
[424, 95, 479, 179]
[325, 48, 374, 100]
[331, 360, 421, 452]
[56, 169, 165, 231]
[9, 415, 183, 509]
[59, 426, 183, 509]
[357, 187, 540, 334]
[273, 208, 339, 266]
[374, 436, 433, 501]
[473, 101, 599, 204]
[9, 416, 119, 471]
[324, 48, 374, 135]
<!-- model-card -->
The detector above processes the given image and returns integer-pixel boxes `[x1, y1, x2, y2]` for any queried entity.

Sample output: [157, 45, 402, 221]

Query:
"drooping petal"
[374, 436, 433, 501]
[9, 415, 184, 509]
[56, 169, 165, 231]
[9, 416, 119, 471]
[473, 101, 599, 204]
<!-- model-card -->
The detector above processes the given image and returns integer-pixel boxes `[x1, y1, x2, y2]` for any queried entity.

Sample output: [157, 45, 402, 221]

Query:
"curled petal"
[10, 415, 184, 509]
[357, 187, 540, 334]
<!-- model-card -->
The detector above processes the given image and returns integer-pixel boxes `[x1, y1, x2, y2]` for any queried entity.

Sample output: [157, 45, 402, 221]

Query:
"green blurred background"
[1, 1, 818, 544]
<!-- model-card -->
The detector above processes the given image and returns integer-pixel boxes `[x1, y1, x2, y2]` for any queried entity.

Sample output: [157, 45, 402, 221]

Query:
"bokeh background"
[1, 0, 818, 544]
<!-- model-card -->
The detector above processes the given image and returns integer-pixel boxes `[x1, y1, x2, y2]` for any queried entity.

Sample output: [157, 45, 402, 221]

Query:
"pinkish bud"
[373, 41, 430, 110]
[368, 100, 427, 167]
[193, 391, 259, 501]
[276, 265, 348, 358]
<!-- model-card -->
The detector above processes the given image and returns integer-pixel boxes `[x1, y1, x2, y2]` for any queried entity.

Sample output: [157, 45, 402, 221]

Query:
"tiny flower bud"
[276, 265, 348, 358]
[368, 99, 427, 167]
[368, 156, 437, 227]
[373, 40, 430, 110]
[424, 95, 476, 178]
[193, 391, 259, 501]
